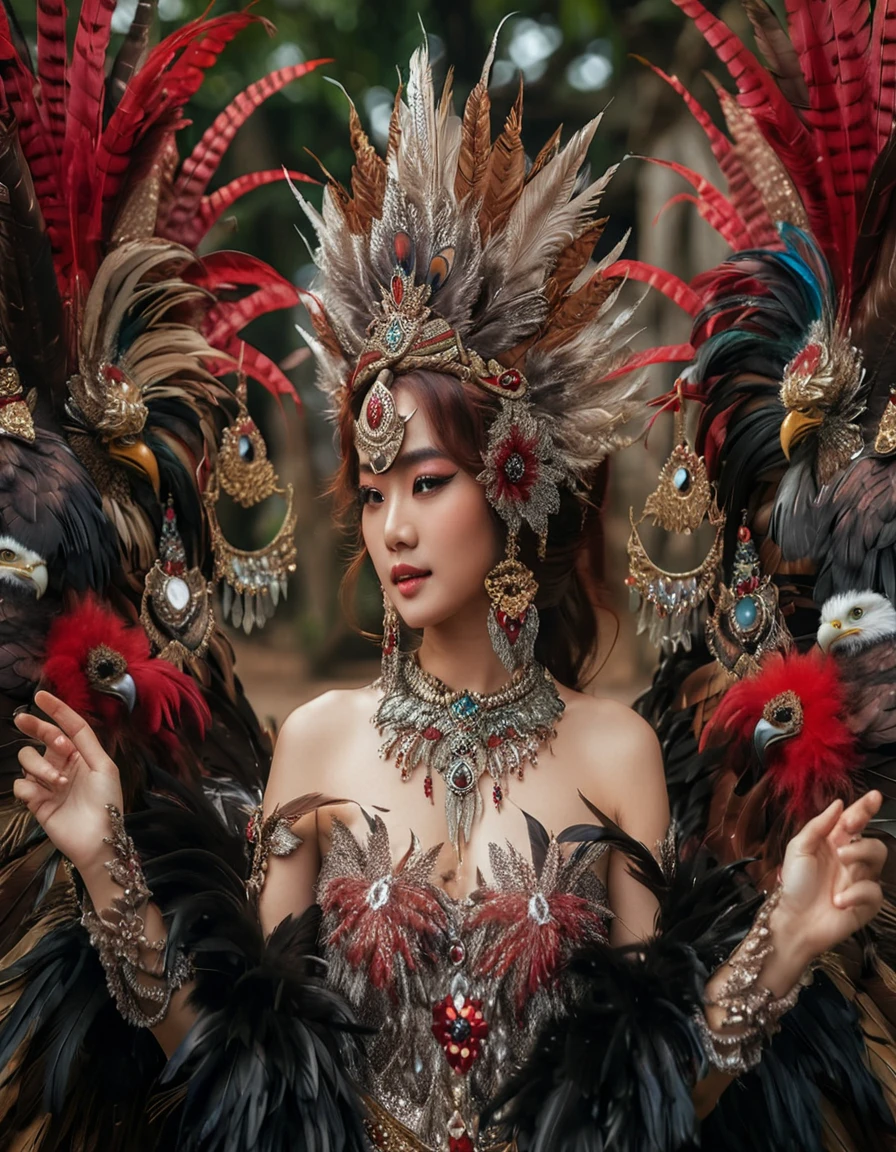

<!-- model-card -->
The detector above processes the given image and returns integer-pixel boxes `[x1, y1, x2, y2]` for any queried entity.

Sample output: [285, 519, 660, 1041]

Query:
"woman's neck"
[416, 609, 514, 696]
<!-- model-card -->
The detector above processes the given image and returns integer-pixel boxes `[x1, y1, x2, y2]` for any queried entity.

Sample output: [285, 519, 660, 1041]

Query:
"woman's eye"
[358, 486, 383, 507]
[414, 474, 453, 495]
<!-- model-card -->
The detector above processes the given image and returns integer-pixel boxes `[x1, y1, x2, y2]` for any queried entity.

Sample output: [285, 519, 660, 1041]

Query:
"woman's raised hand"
[14, 690, 124, 871]
[778, 790, 887, 963]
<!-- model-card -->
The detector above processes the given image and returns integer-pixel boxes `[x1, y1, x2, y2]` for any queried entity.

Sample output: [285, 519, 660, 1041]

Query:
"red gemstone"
[487, 733, 503, 748]
[449, 1137, 474, 1152]
[423, 726, 442, 741]
[737, 525, 752, 543]
[624, 574, 637, 586]
[505, 727, 517, 739]
[104, 364, 126, 383]
[498, 369, 522, 391]
[493, 783, 503, 809]
[239, 420, 255, 435]
[367, 394, 384, 430]
[165, 507, 176, 522]
[424, 775, 434, 802]
[382, 628, 396, 656]
[495, 609, 524, 644]
[448, 941, 465, 965]
[246, 815, 256, 842]
[452, 767, 472, 790]
[391, 274, 404, 305]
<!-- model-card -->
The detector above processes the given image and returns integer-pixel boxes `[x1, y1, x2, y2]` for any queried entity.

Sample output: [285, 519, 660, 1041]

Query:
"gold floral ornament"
[779, 320, 865, 484]
[140, 499, 215, 669]
[205, 376, 297, 634]
[626, 393, 725, 653]
[0, 362, 34, 442]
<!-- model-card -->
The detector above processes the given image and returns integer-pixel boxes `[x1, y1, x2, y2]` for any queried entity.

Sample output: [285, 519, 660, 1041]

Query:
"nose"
[383, 491, 418, 552]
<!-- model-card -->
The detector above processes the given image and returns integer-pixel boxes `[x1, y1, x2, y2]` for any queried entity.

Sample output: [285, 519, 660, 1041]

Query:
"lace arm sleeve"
[80, 804, 193, 1029]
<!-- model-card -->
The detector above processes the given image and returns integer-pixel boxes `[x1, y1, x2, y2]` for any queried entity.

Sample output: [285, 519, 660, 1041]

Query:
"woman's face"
[358, 380, 502, 631]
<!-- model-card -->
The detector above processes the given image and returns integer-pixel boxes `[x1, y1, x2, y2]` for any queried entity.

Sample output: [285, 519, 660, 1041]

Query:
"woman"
[7, 37, 891, 1152]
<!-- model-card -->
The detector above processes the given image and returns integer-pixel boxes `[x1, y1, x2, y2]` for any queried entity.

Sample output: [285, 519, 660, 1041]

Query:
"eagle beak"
[28, 563, 48, 600]
[0, 559, 49, 599]
[780, 409, 824, 459]
[98, 671, 136, 714]
[753, 717, 794, 761]
[108, 438, 161, 499]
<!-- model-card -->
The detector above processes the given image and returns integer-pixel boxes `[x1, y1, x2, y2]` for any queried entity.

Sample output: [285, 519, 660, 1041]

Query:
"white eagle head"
[817, 590, 896, 654]
[0, 535, 48, 599]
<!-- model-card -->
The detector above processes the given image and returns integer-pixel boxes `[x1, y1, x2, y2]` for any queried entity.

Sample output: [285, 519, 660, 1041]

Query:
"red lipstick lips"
[391, 564, 430, 597]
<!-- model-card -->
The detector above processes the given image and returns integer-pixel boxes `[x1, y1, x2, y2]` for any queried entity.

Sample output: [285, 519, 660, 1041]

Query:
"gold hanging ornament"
[205, 374, 297, 634]
[704, 516, 790, 678]
[626, 390, 725, 653]
[140, 498, 215, 668]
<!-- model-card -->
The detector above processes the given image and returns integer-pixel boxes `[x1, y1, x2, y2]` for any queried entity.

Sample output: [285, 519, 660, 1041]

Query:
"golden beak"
[108, 438, 161, 499]
[780, 409, 824, 460]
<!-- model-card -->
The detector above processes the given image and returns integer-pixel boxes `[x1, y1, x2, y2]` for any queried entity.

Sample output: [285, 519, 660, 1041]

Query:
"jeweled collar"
[372, 655, 565, 852]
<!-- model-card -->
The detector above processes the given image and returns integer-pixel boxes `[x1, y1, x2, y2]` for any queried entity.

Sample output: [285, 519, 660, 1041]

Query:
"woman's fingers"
[18, 746, 68, 787]
[31, 691, 115, 776]
[13, 775, 55, 808]
[831, 791, 883, 847]
[837, 837, 887, 876]
[790, 799, 843, 854]
[833, 878, 884, 914]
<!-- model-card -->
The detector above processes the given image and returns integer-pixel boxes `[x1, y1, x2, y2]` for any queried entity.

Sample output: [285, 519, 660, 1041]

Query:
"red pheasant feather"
[701, 650, 859, 827]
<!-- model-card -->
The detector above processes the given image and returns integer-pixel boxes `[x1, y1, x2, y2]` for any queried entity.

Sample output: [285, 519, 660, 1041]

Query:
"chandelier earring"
[380, 588, 401, 691]
[205, 370, 297, 634]
[626, 388, 725, 653]
[485, 530, 540, 673]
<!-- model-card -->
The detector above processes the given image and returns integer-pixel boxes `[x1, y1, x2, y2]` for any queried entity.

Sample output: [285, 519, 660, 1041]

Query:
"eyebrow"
[358, 447, 452, 476]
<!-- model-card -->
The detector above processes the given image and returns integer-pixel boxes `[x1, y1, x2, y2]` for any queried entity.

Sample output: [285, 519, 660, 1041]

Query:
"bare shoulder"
[555, 688, 667, 825]
[267, 684, 380, 799]
[278, 684, 379, 748]
[558, 689, 661, 760]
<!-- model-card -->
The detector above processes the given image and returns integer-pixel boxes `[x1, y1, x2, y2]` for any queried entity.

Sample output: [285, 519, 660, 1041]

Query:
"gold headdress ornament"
[292, 31, 647, 671]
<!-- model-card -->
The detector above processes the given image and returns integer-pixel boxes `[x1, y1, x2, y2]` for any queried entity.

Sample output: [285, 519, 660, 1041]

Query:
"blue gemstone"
[451, 694, 479, 720]
[673, 466, 691, 492]
[385, 318, 404, 350]
[734, 595, 758, 628]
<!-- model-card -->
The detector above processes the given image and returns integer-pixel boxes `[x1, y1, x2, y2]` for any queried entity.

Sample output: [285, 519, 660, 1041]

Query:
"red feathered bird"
[701, 650, 859, 860]
[40, 593, 210, 789]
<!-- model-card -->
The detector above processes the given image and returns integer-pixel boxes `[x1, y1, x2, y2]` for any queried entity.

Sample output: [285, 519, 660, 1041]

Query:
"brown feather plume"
[478, 80, 525, 241]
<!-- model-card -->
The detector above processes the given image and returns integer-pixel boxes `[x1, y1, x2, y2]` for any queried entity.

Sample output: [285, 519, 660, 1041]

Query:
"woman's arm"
[599, 707, 885, 1117]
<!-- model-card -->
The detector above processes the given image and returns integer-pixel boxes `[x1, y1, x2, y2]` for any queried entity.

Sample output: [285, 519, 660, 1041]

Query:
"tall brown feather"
[454, 73, 492, 203]
[478, 80, 525, 242]
[526, 126, 562, 184]
[537, 273, 621, 354]
[348, 102, 387, 233]
[543, 217, 609, 310]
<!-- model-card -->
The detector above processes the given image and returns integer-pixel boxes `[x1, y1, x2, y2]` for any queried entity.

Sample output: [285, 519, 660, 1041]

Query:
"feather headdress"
[293, 35, 644, 541]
